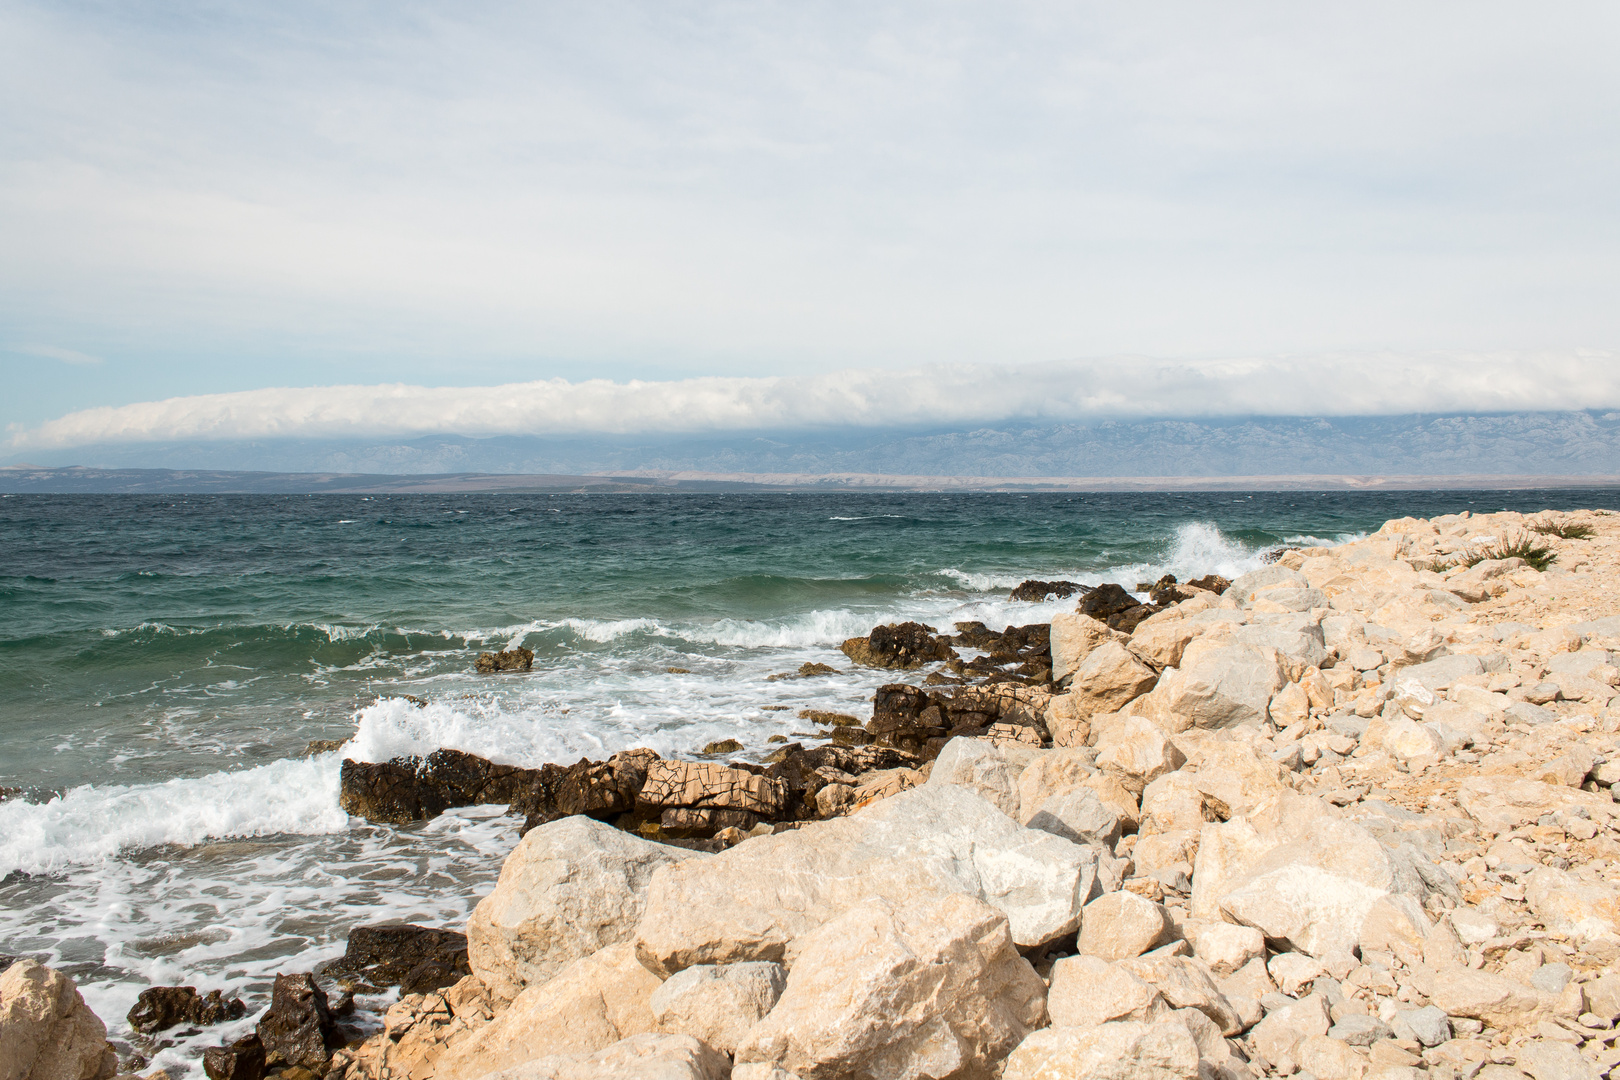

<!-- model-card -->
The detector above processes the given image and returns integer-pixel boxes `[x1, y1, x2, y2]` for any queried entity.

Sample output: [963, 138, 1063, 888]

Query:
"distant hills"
[7, 411, 1620, 485]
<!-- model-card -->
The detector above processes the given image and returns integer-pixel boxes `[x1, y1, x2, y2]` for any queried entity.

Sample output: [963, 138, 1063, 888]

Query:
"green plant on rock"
[1457, 531, 1556, 572]
[1529, 520, 1596, 540]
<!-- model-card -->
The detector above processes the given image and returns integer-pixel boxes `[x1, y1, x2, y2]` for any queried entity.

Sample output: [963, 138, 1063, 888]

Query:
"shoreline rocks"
[45, 506, 1620, 1080]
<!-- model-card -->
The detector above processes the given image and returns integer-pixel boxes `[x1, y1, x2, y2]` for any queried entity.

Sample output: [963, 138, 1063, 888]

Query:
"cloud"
[12, 350, 1619, 449]
[11, 344, 102, 366]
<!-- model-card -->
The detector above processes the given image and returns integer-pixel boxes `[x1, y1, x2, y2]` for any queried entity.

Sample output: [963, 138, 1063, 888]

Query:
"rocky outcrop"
[0, 960, 117, 1080]
[1010, 579, 1086, 602]
[127, 984, 246, 1033]
[203, 1035, 267, 1080]
[475, 647, 533, 673]
[467, 816, 708, 1002]
[320, 924, 470, 995]
[839, 621, 956, 669]
[481, 1033, 730, 1080]
[338, 749, 556, 824]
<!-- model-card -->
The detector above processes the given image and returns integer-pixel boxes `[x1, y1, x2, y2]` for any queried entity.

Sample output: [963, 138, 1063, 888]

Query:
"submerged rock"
[1079, 582, 1140, 621]
[127, 985, 247, 1033]
[320, 924, 470, 995]
[1010, 579, 1087, 602]
[839, 621, 956, 669]
[474, 647, 533, 674]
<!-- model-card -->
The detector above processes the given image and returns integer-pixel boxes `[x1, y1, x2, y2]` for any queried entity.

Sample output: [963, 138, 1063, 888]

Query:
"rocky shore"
[9, 508, 1620, 1080]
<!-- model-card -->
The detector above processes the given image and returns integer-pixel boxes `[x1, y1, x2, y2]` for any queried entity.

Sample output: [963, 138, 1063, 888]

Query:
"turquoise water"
[1, 488, 1616, 1073]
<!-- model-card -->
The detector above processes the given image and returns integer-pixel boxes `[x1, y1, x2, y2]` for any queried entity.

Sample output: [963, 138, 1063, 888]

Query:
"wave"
[0, 756, 347, 876]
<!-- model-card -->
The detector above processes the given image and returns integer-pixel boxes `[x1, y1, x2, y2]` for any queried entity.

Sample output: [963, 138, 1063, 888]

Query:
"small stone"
[1531, 963, 1573, 996]
[1393, 1005, 1450, 1047]
[1079, 892, 1176, 961]
[1327, 1014, 1394, 1046]
[1517, 1040, 1598, 1080]
[702, 739, 743, 755]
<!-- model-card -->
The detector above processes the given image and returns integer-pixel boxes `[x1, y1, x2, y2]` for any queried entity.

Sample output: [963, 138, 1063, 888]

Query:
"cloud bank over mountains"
[10, 351, 1619, 451]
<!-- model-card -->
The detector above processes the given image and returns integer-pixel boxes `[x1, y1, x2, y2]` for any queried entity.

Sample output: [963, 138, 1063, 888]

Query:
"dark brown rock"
[474, 647, 534, 674]
[319, 924, 470, 995]
[659, 807, 760, 837]
[864, 684, 949, 756]
[338, 748, 553, 824]
[128, 985, 246, 1033]
[1186, 574, 1232, 594]
[1078, 583, 1139, 621]
[255, 973, 340, 1070]
[1108, 604, 1163, 634]
[1008, 579, 1086, 602]
[203, 1035, 266, 1080]
[765, 743, 922, 819]
[840, 621, 956, 670]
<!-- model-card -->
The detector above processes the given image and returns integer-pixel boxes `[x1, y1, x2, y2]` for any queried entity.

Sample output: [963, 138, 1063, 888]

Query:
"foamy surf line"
[0, 757, 347, 877]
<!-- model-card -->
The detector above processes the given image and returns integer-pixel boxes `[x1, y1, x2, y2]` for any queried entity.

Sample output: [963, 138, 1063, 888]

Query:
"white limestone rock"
[475, 1033, 731, 1080]
[0, 960, 116, 1080]
[467, 816, 708, 1002]
[634, 783, 1099, 976]
[648, 961, 786, 1055]
[732, 893, 1047, 1080]
[1003, 1020, 1200, 1080]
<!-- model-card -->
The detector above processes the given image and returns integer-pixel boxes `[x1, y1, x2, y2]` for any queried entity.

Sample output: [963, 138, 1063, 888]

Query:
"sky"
[3, 1, 1619, 454]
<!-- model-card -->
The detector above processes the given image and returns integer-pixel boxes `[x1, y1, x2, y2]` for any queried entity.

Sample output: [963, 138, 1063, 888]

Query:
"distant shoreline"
[5, 465, 1620, 495]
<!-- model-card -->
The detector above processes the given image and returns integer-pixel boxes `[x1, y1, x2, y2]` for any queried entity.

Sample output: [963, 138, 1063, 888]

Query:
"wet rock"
[1111, 604, 1165, 633]
[127, 985, 247, 1033]
[700, 739, 742, 755]
[338, 748, 554, 825]
[1186, 574, 1232, 594]
[865, 683, 950, 755]
[1010, 579, 1086, 602]
[203, 1035, 266, 1080]
[839, 620, 956, 669]
[1081, 583, 1141, 622]
[474, 647, 533, 673]
[0, 959, 118, 1080]
[303, 739, 345, 756]
[320, 924, 470, 996]
[254, 973, 341, 1070]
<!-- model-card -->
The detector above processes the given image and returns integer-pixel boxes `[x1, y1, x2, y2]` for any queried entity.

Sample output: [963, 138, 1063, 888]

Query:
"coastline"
[9, 505, 1620, 1079]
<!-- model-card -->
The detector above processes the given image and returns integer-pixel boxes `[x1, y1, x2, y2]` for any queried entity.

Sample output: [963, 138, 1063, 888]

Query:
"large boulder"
[468, 816, 708, 1002]
[0, 960, 116, 1080]
[925, 737, 1042, 818]
[475, 1033, 729, 1080]
[437, 944, 661, 1079]
[1078, 892, 1176, 960]
[1198, 813, 1435, 959]
[1051, 611, 1128, 683]
[649, 962, 785, 1055]
[1003, 1020, 1200, 1080]
[1135, 642, 1286, 733]
[733, 893, 1047, 1080]
[1096, 716, 1186, 796]
[1525, 867, 1620, 948]
[343, 975, 495, 1080]
[840, 621, 955, 669]
[1047, 955, 1173, 1029]
[1067, 642, 1160, 720]
[1026, 786, 1123, 848]
[1429, 968, 1547, 1029]
[634, 784, 1098, 976]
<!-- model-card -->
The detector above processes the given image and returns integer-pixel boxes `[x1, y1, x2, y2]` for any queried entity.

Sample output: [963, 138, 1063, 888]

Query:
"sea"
[2, 488, 1617, 1072]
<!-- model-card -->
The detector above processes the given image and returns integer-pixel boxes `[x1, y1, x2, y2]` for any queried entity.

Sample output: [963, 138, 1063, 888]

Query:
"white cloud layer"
[12, 351, 1618, 449]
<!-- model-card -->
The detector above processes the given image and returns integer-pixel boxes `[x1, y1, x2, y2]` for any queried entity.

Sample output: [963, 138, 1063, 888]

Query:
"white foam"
[934, 567, 1040, 591]
[558, 616, 666, 642]
[0, 757, 348, 877]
